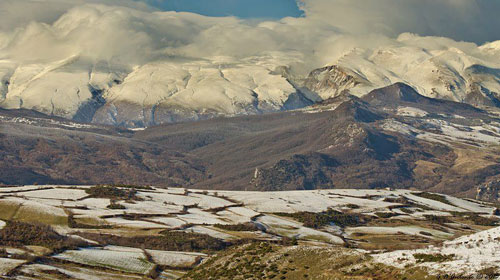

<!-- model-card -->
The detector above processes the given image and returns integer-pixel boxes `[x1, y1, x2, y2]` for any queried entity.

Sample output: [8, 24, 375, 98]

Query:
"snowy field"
[55, 247, 155, 275]
[374, 226, 500, 276]
[382, 117, 500, 148]
[0, 258, 26, 276]
[0, 186, 495, 231]
[0, 185, 498, 278]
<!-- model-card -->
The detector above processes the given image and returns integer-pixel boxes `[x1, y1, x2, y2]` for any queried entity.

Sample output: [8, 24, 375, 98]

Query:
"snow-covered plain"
[216, 189, 399, 213]
[396, 106, 428, 117]
[0, 196, 67, 218]
[21, 188, 88, 200]
[0, 186, 495, 230]
[0, 258, 26, 276]
[256, 214, 345, 244]
[182, 225, 236, 240]
[18, 263, 144, 280]
[345, 226, 453, 239]
[55, 247, 155, 274]
[145, 250, 205, 268]
[0, 185, 498, 278]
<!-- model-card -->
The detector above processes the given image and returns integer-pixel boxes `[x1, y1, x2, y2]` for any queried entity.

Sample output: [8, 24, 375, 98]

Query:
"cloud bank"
[300, 0, 500, 44]
[0, 0, 499, 75]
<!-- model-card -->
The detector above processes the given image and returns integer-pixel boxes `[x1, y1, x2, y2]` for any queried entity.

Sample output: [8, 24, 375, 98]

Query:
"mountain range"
[2, 82, 499, 200]
[1, 37, 500, 127]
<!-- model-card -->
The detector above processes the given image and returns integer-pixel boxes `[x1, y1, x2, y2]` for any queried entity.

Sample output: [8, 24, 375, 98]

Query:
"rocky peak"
[302, 65, 366, 99]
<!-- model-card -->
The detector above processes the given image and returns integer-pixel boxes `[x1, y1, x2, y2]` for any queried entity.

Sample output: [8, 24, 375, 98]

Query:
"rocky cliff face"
[302, 65, 366, 99]
[476, 180, 500, 202]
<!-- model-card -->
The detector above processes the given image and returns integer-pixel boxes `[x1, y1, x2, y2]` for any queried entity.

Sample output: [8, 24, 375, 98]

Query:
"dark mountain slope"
[0, 110, 207, 186]
[2, 83, 500, 199]
[185, 99, 456, 191]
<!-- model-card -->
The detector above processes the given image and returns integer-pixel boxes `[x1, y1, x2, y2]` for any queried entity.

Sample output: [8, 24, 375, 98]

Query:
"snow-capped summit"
[92, 60, 315, 127]
[1, 8, 500, 128]
[0, 56, 317, 127]
[2, 41, 500, 127]
[302, 38, 500, 107]
[0, 56, 125, 120]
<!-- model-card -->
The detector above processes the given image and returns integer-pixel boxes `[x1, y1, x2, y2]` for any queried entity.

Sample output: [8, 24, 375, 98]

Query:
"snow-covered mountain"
[1, 33, 500, 127]
[2, 83, 500, 195]
[92, 59, 317, 127]
[1, 2, 500, 128]
[303, 34, 500, 107]
[0, 56, 126, 120]
[0, 56, 317, 127]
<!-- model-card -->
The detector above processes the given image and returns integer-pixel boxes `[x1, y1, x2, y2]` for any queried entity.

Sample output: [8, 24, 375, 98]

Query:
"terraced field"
[0, 185, 499, 279]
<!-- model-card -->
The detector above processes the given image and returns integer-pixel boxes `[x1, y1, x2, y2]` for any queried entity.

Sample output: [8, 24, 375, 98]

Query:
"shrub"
[0, 221, 87, 252]
[478, 267, 500, 278]
[214, 223, 259, 232]
[279, 237, 298, 246]
[494, 208, 500, 216]
[383, 197, 409, 204]
[413, 253, 454, 263]
[0, 248, 7, 258]
[276, 208, 371, 228]
[424, 215, 452, 224]
[413, 192, 453, 206]
[40, 269, 71, 278]
[375, 212, 399, 218]
[68, 214, 111, 229]
[76, 231, 229, 252]
[450, 212, 499, 226]
[106, 202, 126, 209]
[105, 184, 153, 190]
[86, 186, 140, 201]
[399, 208, 414, 214]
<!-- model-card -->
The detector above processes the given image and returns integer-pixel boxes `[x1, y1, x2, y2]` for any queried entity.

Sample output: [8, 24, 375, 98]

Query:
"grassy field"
[0, 200, 68, 226]
[183, 242, 439, 280]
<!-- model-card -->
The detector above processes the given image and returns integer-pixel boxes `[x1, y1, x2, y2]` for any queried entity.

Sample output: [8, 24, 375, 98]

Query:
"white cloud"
[299, 0, 500, 44]
[0, 0, 498, 76]
[0, 0, 152, 31]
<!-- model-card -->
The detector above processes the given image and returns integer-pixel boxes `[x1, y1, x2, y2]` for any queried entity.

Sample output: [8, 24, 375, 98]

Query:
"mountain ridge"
[2, 82, 499, 199]
[2, 40, 500, 127]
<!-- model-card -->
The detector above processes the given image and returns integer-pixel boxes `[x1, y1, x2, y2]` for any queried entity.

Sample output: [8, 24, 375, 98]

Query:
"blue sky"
[139, 0, 303, 18]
